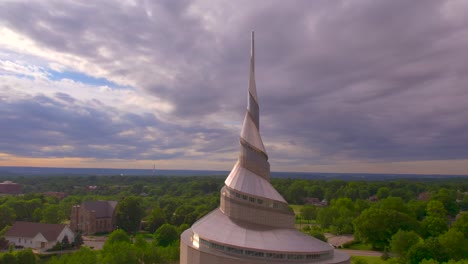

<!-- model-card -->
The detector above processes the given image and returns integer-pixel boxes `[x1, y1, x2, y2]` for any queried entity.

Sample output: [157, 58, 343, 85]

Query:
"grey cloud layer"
[1, 0, 468, 165]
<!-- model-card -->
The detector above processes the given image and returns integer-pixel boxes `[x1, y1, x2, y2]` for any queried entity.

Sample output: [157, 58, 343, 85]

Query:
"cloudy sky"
[1, 0, 468, 175]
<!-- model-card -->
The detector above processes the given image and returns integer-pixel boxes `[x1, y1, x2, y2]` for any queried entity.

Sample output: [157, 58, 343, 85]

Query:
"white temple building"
[180, 32, 350, 264]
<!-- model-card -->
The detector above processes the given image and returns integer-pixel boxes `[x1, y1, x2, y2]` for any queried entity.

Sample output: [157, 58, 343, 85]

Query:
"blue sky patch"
[48, 70, 131, 89]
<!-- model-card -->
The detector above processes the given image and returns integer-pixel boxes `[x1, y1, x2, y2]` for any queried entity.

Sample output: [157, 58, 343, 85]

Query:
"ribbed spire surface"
[239, 31, 270, 180]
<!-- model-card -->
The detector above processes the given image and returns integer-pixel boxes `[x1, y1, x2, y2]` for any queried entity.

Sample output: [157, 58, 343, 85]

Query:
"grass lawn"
[351, 256, 386, 264]
[347, 242, 374, 251]
[289, 204, 303, 214]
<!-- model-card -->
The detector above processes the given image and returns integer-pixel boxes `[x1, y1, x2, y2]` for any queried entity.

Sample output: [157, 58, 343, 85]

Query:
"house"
[70, 200, 118, 235]
[5, 221, 75, 251]
[304, 197, 329, 207]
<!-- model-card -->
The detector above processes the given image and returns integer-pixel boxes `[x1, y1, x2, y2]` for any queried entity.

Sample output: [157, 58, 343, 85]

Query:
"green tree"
[432, 188, 459, 216]
[171, 205, 196, 226]
[15, 249, 37, 264]
[438, 229, 468, 260]
[115, 196, 145, 233]
[0, 253, 16, 264]
[407, 238, 448, 264]
[421, 200, 448, 238]
[73, 231, 83, 247]
[426, 200, 447, 219]
[377, 197, 410, 215]
[107, 229, 131, 244]
[154, 224, 178, 246]
[101, 241, 138, 264]
[389, 229, 420, 259]
[300, 205, 317, 223]
[408, 200, 427, 220]
[146, 206, 167, 233]
[353, 207, 418, 250]
[41, 204, 64, 224]
[421, 216, 447, 238]
[376, 187, 390, 200]
[67, 247, 98, 264]
[285, 181, 307, 204]
[61, 235, 70, 249]
[452, 212, 468, 238]
[0, 205, 15, 230]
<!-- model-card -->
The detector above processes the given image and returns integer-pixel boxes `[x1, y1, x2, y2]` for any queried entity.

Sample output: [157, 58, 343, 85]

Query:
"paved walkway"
[337, 249, 382, 257]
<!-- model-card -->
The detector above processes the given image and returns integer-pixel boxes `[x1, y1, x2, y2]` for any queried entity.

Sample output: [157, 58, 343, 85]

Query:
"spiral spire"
[238, 31, 270, 180]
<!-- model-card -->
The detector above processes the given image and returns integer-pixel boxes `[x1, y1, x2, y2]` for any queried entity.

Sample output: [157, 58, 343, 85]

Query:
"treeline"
[0, 228, 180, 264]
[0, 175, 467, 264]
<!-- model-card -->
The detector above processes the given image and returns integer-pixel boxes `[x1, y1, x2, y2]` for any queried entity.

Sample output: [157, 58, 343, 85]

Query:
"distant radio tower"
[152, 163, 156, 176]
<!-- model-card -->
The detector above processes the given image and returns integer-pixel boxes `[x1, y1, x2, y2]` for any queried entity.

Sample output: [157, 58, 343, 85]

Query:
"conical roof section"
[225, 32, 286, 203]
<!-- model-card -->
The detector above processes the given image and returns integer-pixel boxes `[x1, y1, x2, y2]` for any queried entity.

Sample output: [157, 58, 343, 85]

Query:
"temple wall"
[181, 230, 350, 264]
[239, 143, 270, 181]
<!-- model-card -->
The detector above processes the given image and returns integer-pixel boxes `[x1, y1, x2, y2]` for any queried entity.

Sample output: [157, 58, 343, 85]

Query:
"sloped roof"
[82, 200, 117, 218]
[225, 162, 286, 203]
[192, 209, 333, 254]
[5, 221, 68, 241]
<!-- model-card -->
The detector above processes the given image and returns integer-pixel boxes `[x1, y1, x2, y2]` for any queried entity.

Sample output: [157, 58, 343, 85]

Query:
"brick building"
[70, 200, 117, 235]
[0, 181, 22, 194]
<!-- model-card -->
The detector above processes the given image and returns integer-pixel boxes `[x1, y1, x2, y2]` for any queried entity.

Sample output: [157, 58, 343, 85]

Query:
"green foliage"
[107, 229, 131, 244]
[300, 205, 317, 222]
[0, 205, 15, 230]
[285, 181, 307, 204]
[421, 216, 447, 238]
[15, 249, 37, 264]
[317, 198, 356, 234]
[452, 212, 468, 238]
[353, 207, 418, 250]
[407, 200, 427, 220]
[426, 200, 447, 219]
[63, 247, 98, 264]
[376, 187, 390, 200]
[309, 230, 327, 242]
[438, 229, 468, 260]
[353, 257, 369, 264]
[432, 188, 459, 217]
[0, 252, 16, 264]
[407, 237, 448, 264]
[376, 197, 410, 215]
[73, 231, 83, 247]
[0, 225, 11, 238]
[146, 206, 166, 233]
[171, 204, 196, 226]
[389, 229, 420, 258]
[115, 196, 145, 233]
[154, 224, 178, 247]
[101, 241, 138, 264]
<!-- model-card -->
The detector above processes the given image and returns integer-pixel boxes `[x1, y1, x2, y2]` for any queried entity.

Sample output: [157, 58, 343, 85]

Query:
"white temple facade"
[180, 32, 350, 264]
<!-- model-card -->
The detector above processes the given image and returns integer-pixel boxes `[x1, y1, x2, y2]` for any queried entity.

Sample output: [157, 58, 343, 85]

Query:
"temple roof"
[192, 209, 334, 254]
[225, 161, 286, 203]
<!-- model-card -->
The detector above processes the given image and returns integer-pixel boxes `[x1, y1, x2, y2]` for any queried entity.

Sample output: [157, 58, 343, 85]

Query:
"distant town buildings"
[304, 197, 329, 207]
[70, 200, 117, 235]
[180, 33, 350, 264]
[0, 181, 22, 194]
[5, 221, 75, 252]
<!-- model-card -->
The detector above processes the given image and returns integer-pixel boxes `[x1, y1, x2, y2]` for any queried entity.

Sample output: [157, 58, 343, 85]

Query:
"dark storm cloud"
[1, 0, 468, 165]
[0, 91, 237, 160]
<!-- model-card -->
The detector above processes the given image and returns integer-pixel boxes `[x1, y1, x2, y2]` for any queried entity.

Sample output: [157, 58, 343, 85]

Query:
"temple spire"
[248, 31, 259, 129]
[238, 31, 269, 180]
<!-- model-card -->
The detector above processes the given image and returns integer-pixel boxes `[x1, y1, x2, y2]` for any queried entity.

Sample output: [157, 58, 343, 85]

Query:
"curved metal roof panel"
[192, 209, 333, 254]
[225, 162, 286, 203]
[240, 112, 266, 153]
